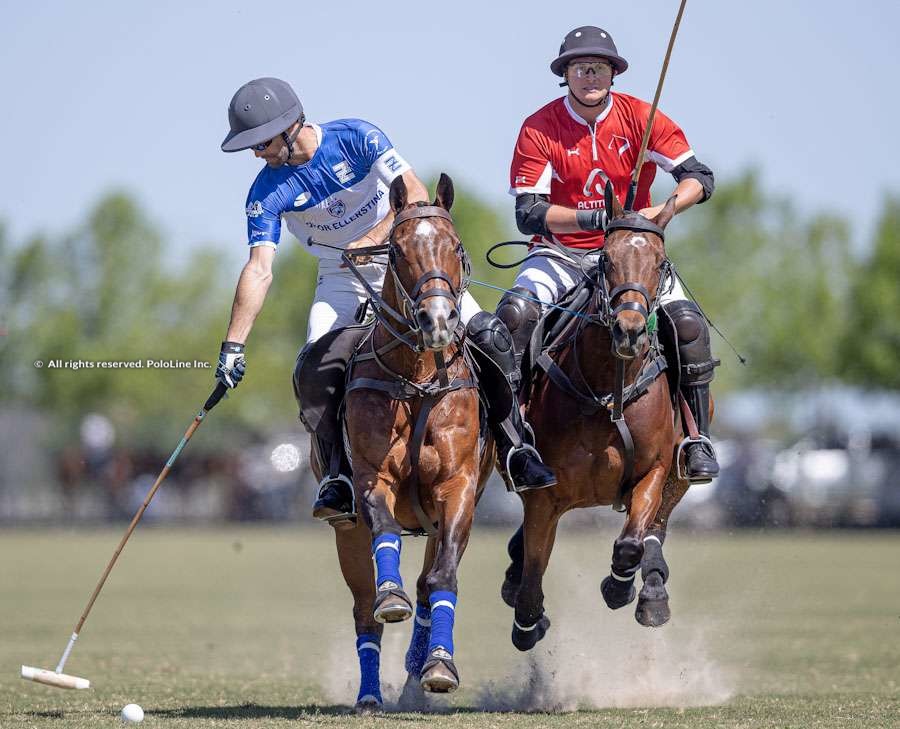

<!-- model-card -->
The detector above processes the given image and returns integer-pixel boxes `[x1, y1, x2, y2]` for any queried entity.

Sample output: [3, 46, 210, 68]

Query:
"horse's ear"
[390, 175, 408, 213]
[604, 180, 624, 219]
[652, 194, 678, 230]
[434, 172, 454, 211]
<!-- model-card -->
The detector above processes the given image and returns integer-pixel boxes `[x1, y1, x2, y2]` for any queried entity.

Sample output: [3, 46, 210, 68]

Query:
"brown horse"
[502, 186, 703, 650]
[315, 174, 493, 710]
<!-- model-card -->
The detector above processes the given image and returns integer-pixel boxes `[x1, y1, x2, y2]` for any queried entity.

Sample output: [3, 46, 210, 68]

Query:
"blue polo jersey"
[244, 119, 411, 259]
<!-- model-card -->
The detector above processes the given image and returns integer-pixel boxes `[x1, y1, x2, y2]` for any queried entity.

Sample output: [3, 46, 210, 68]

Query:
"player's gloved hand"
[215, 341, 246, 389]
[575, 208, 608, 232]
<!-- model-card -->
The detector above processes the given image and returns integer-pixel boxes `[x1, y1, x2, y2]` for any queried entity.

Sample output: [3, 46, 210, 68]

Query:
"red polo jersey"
[510, 92, 695, 248]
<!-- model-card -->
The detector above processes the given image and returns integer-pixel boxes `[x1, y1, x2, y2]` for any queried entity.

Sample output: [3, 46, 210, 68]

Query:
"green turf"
[1, 526, 898, 727]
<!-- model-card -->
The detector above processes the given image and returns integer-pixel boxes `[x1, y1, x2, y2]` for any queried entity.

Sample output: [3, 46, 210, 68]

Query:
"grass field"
[1, 525, 898, 727]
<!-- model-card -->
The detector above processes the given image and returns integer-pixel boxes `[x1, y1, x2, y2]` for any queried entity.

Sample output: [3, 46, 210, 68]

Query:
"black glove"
[575, 208, 608, 232]
[215, 341, 246, 389]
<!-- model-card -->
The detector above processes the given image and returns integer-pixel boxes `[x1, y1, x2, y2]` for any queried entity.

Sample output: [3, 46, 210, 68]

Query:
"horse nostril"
[416, 309, 434, 333]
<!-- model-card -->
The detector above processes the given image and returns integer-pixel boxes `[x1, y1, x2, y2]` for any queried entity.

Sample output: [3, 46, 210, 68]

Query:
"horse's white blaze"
[415, 220, 436, 237]
[626, 235, 649, 248]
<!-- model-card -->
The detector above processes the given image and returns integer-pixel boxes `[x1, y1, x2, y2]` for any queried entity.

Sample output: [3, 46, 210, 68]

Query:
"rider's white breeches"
[513, 249, 686, 308]
[307, 258, 483, 343]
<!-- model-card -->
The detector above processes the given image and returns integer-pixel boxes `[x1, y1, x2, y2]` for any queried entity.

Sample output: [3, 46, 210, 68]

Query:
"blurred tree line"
[1, 172, 898, 451]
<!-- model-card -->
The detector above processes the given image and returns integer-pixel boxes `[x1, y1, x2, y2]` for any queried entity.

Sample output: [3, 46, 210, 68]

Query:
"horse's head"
[387, 173, 469, 351]
[600, 182, 676, 360]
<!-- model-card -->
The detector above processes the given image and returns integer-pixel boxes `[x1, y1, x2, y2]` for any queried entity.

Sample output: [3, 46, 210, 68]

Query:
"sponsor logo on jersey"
[365, 129, 385, 154]
[332, 161, 354, 185]
[567, 148, 580, 156]
[382, 155, 403, 173]
[294, 192, 311, 207]
[608, 134, 630, 156]
[302, 189, 385, 233]
[583, 167, 610, 197]
[326, 198, 346, 218]
[246, 201, 264, 218]
[514, 175, 528, 185]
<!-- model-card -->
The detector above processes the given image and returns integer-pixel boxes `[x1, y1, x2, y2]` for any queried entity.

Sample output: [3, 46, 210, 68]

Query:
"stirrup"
[505, 443, 549, 494]
[314, 473, 357, 525]
[675, 435, 716, 484]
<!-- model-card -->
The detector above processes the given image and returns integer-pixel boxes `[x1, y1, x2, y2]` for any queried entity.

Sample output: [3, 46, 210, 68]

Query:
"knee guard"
[496, 287, 541, 383]
[465, 311, 516, 423]
[662, 300, 720, 387]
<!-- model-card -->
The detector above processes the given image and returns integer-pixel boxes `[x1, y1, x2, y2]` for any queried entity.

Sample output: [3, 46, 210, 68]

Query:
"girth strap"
[535, 351, 667, 509]
[408, 396, 439, 537]
[345, 373, 476, 536]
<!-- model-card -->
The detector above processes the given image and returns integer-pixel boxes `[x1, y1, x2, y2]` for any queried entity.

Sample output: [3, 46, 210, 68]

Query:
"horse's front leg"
[398, 536, 438, 710]
[634, 475, 690, 627]
[333, 521, 384, 713]
[418, 476, 476, 693]
[358, 474, 414, 624]
[511, 492, 560, 651]
[601, 464, 667, 611]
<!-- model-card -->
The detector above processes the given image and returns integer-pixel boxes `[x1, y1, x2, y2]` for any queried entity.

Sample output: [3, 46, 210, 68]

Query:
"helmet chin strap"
[281, 121, 302, 163]
[568, 88, 611, 109]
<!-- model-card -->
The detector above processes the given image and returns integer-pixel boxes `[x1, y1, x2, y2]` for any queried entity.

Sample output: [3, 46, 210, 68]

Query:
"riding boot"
[681, 383, 719, 481]
[466, 311, 556, 492]
[494, 405, 557, 492]
[310, 434, 356, 527]
[663, 300, 721, 483]
[292, 327, 369, 528]
[496, 287, 542, 401]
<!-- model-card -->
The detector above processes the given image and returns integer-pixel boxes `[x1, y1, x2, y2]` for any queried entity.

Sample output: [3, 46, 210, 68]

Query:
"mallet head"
[21, 665, 90, 690]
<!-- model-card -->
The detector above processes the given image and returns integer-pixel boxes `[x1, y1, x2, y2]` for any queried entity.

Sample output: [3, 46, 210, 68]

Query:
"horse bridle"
[341, 205, 471, 354]
[589, 214, 674, 332]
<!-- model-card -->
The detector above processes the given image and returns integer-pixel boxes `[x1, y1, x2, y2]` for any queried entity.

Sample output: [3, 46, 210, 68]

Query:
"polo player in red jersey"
[497, 26, 720, 482]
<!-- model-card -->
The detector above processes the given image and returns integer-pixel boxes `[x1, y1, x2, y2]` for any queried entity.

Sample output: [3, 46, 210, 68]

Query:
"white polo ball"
[120, 703, 144, 723]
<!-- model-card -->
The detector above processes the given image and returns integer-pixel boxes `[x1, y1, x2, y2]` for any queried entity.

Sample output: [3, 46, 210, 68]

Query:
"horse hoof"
[601, 575, 636, 610]
[501, 575, 520, 608]
[373, 587, 414, 624]
[511, 613, 550, 651]
[635, 572, 670, 627]
[420, 651, 459, 693]
[354, 696, 383, 714]
[398, 674, 429, 711]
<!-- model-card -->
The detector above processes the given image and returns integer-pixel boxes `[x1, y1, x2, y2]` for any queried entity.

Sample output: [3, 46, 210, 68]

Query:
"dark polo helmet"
[550, 26, 629, 77]
[221, 77, 303, 152]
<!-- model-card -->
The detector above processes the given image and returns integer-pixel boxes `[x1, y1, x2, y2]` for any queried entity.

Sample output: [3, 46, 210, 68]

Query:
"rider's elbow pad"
[515, 193, 551, 236]
[671, 156, 715, 203]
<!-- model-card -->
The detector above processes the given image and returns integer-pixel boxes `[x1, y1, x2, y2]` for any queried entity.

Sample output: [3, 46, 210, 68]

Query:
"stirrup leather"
[675, 435, 716, 483]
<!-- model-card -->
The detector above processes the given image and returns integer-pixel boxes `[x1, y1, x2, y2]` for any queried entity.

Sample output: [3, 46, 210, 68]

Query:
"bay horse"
[316, 173, 493, 710]
[502, 184, 704, 649]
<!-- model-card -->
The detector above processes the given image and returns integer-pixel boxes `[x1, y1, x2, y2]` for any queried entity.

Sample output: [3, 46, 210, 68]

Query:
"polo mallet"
[623, 0, 688, 211]
[21, 382, 229, 689]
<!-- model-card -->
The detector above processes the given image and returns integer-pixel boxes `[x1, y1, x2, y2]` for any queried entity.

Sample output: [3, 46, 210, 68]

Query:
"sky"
[2, 1, 898, 263]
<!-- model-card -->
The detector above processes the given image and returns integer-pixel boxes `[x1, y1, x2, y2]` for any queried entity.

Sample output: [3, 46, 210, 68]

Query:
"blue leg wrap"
[405, 603, 432, 675]
[428, 591, 457, 655]
[372, 534, 402, 588]
[355, 633, 382, 705]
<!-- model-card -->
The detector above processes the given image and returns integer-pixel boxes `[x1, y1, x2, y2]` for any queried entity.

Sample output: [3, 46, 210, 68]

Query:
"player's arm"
[638, 157, 714, 219]
[215, 245, 275, 389]
[225, 245, 275, 343]
[344, 169, 428, 263]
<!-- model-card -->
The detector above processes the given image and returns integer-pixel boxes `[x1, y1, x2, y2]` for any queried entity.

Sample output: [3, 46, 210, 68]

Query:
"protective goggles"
[568, 61, 613, 78]
[252, 121, 301, 152]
